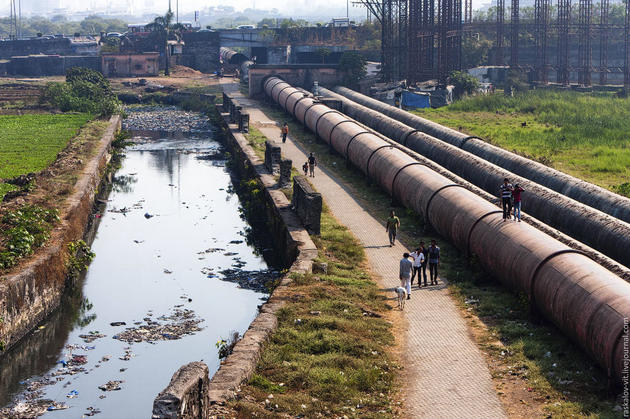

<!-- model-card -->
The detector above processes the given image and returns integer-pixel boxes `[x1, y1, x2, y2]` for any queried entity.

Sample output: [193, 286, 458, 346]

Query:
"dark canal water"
[0, 108, 276, 417]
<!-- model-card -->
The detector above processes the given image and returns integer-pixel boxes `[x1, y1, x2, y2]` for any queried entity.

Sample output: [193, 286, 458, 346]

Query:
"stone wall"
[264, 140, 281, 174]
[152, 362, 210, 419]
[6, 55, 100, 76]
[0, 116, 121, 355]
[181, 31, 220, 74]
[292, 175, 322, 235]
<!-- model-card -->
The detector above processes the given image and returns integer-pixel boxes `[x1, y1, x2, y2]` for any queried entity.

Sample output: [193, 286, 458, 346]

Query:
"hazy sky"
[4, 0, 492, 19]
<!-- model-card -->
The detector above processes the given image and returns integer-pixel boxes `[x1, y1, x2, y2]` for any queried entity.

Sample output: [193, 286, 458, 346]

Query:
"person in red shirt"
[281, 122, 289, 143]
[512, 184, 524, 222]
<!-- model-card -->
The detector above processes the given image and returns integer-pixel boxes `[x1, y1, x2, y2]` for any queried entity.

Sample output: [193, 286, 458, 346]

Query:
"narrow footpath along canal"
[0, 106, 280, 418]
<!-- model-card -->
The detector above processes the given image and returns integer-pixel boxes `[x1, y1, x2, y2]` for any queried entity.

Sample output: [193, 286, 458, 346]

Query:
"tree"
[462, 35, 493, 69]
[339, 51, 367, 89]
[316, 48, 331, 64]
[448, 71, 480, 99]
[146, 10, 174, 76]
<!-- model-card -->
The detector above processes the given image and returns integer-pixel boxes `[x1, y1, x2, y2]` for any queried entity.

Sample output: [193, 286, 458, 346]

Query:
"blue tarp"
[401, 90, 431, 109]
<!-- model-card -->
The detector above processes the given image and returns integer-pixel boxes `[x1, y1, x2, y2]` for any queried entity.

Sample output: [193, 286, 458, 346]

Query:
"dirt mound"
[169, 65, 203, 77]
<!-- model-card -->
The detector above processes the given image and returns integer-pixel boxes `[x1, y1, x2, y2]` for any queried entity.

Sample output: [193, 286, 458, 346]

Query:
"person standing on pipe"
[500, 178, 514, 221]
[399, 252, 412, 299]
[428, 240, 440, 285]
[281, 122, 289, 143]
[308, 152, 317, 177]
[386, 210, 400, 246]
[513, 184, 524, 222]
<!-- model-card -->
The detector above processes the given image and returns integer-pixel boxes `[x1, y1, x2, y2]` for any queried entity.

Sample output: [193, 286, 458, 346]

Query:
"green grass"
[0, 113, 91, 180]
[251, 98, 620, 417]
[414, 90, 630, 194]
[233, 206, 399, 418]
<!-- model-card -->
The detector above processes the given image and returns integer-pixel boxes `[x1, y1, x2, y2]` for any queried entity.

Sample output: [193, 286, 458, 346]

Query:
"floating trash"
[98, 380, 124, 391]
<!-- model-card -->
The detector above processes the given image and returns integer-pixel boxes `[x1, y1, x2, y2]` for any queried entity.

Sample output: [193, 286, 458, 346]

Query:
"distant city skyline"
[1, 0, 493, 21]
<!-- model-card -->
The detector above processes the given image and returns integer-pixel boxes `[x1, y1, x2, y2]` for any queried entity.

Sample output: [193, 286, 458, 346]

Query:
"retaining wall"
[152, 94, 317, 418]
[0, 115, 121, 354]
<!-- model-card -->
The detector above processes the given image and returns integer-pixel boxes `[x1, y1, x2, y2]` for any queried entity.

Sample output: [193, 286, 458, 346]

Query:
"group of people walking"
[399, 241, 440, 299]
[500, 178, 524, 222]
[389, 210, 441, 300]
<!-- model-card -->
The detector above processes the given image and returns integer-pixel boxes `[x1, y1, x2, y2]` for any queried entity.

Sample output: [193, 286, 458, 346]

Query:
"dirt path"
[221, 80, 507, 418]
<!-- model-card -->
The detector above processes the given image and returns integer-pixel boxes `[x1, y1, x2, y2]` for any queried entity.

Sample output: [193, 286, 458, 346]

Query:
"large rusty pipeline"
[264, 76, 630, 384]
[331, 86, 630, 224]
[318, 86, 630, 270]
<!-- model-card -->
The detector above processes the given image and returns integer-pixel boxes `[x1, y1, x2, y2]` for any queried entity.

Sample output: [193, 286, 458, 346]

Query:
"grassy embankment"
[414, 90, 630, 196]
[0, 114, 91, 199]
[250, 99, 620, 417]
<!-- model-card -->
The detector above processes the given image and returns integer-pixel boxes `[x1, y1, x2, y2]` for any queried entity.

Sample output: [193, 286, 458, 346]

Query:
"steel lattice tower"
[496, 0, 505, 65]
[510, 0, 519, 67]
[625, 0, 630, 89]
[398, 0, 408, 81]
[556, 0, 571, 85]
[578, 0, 592, 86]
[420, 0, 435, 80]
[534, 0, 550, 83]
[464, 0, 472, 24]
[599, 0, 609, 84]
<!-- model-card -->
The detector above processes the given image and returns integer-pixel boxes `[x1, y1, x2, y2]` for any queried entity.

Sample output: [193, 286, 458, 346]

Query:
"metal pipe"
[331, 86, 630, 224]
[264, 77, 630, 384]
[318, 86, 630, 269]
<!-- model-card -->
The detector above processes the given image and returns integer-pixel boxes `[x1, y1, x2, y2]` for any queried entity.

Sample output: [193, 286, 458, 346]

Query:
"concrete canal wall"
[152, 96, 318, 418]
[0, 116, 121, 355]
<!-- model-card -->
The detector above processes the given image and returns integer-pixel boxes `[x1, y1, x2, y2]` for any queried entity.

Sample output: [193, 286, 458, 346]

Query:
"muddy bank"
[0, 115, 121, 356]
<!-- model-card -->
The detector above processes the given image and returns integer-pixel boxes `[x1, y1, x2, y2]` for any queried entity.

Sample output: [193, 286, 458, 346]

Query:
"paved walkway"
[221, 80, 507, 418]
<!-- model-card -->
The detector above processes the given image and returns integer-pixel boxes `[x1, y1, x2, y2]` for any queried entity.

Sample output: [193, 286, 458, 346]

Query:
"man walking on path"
[410, 247, 425, 287]
[500, 178, 513, 221]
[385, 210, 400, 246]
[400, 252, 412, 299]
[512, 183, 524, 222]
[428, 240, 440, 285]
[308, 152, 317, 177]
[281, 122, 289, 143]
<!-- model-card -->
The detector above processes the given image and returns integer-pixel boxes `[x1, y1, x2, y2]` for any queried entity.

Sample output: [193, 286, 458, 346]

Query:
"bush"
[41, 67, 120, 117]
[339, 51, 367, 89]
[449, 71, 480, 99]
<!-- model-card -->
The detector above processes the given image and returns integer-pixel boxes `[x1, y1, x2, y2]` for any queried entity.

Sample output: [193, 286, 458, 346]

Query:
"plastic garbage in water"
[66, 390, 79, 399]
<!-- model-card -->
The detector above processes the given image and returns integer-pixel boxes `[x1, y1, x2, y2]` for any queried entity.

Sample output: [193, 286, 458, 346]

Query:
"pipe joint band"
[466, 210, 504, 257]
[401, 129, 422, 147]
[284, 90, 303, 111]
[314, 110, 343, 140]
[460, 136, 483, 147]
[529, 249, 590, 303]
[391, 162, 427, 197]
[366, 145, 393, 181]
[329, 120, 356, 146]
[344, 131, 371, 161]
[291, 94, 310, 116]
[425, 184, 465, 219]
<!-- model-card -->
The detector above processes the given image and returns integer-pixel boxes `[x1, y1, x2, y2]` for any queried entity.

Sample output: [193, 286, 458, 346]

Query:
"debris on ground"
[217, 269, 281, 293]
[79, 332, 106, 343]
[112, 308, 203, 343]
[229, 240, 244, 244]
[119, 349, 134, 361]
[110, 321, 126, 327]
[83, 406, 102, 416]
[98, 380, 124, 391]
[122, 106, 214, 134]
[0, 399, 52, 418]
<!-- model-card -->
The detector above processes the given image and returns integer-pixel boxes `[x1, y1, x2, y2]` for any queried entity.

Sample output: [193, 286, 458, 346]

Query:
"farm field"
[414, 90, 630, 196]
[0, 113, 91, 199]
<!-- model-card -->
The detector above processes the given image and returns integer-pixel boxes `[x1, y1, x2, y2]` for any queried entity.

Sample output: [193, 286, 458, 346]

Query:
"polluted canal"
[0, 106, 281, 418]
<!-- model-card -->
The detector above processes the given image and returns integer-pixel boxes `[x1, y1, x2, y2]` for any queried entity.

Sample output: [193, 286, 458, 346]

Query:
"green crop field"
[0, 114, 91, 196]
[413, 90, 630, 196]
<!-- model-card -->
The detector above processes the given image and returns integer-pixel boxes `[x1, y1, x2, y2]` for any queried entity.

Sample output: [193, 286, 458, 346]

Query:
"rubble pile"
[218, 269, 281, 293]
[113, 308, 203, 343]
[123, 106, 214, 134]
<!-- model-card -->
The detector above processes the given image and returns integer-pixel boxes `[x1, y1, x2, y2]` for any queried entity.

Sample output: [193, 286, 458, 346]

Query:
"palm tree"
[147, 10, 174, 76]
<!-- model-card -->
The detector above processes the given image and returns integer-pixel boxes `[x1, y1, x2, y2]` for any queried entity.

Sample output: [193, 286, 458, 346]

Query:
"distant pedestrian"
[385, 210, 400, 247]
[512, 183, 524, 222]
[500, 178, 513, 221]
[302, 161, 309, 176]
[428, 240, 440, 285]
[417, 241, 429, 286]
[410, 247, 425, 287]
[399, 252, 412, 299]
[281, 122, 289, 143]
[308, 152, 317, 177]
